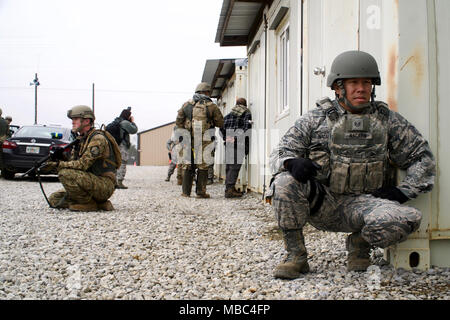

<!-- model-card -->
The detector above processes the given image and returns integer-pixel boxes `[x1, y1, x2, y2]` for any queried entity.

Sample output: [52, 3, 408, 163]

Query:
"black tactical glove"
[49, 146, 66, 161]
[372, 186, 409, 204]
[285, 158, 321, 183]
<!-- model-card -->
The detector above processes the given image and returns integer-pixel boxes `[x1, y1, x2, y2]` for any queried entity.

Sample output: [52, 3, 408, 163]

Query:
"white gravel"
[0, 166, 448, 300]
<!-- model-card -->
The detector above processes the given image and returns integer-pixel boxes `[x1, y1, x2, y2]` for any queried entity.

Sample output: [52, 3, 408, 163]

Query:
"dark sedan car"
[1, 125, 76, 179]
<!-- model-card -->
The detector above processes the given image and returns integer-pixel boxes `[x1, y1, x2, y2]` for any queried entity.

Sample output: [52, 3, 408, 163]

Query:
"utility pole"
[30, 73, 40, 125]
[92, 83, 95, 113]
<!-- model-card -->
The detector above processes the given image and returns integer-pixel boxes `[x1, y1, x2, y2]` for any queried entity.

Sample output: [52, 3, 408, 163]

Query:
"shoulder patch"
[90, 146, 100, 157]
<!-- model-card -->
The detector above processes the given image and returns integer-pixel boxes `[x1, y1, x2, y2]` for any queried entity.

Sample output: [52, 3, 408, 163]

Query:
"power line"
[0, 86, 191, 95]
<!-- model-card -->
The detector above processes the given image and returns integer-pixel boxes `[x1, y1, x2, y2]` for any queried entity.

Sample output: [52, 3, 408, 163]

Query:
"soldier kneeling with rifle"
[45, 105, 121, 212]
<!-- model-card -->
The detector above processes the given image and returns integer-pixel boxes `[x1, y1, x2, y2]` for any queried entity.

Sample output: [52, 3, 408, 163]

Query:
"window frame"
[278, 24, 290, 116]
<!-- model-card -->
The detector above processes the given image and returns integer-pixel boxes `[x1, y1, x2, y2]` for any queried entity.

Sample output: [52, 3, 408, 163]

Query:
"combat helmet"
[5, 116, 12, 121]
[195, 82, 211, 93]
[327, 50, 381, 87]
[327, 50, 380, 111]
[67, 105, 95, 121]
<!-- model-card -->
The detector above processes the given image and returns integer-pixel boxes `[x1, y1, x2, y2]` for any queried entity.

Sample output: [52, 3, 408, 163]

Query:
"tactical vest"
[317, 98, 390, 195]
[183, 99, 213, 134]
[77, 129, 121, 177]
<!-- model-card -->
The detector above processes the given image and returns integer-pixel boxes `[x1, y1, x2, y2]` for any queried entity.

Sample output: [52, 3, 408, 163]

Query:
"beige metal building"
[137, 121, 175, 166]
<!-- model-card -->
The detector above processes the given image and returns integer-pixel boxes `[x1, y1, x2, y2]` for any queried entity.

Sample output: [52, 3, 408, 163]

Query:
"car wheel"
[1, 169, 15, 180]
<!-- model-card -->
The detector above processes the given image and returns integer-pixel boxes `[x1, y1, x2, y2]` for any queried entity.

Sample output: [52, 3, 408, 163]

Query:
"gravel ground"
[0, 165, 448, 300]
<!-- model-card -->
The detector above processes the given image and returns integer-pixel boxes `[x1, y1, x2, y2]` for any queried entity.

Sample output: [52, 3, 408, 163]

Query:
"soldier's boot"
[165, 175, 171, 182]
[182, 169, 194, 197]
[116, 180, 128, 189]
[48, 192, 71, 209]
[225, 186, 243, 198]
[195, 170, 210, 198]
[274, 229, 310, 279]
[346, 232, 371, 272]
[69, 199, 98, 212]
[97, 200, 114, 211]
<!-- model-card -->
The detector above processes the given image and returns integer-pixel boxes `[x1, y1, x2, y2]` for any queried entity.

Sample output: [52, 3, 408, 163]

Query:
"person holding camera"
[106, 107, 138, 189]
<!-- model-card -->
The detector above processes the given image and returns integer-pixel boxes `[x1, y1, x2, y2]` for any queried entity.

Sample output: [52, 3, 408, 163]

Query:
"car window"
[14, 126, 67, 139]
[9, 125, 20, 135]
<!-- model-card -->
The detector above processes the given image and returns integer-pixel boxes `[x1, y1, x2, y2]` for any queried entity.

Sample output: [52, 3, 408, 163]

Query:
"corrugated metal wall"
[138, 123, 175, 166]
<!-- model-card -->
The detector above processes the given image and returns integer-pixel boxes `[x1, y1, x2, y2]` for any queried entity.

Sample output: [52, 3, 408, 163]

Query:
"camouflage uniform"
[117, 142, 129, 181]
[116, 119, 138, 186]
[176, 91, 224, 197]
[48, 128, 117, 208]
[165, 137, 183, 183]
[268, 98, 436, 248]
[176, 95, 224, 170]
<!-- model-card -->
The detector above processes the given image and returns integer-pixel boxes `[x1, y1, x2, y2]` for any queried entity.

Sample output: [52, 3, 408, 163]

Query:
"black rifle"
[21, 138, 80, 178]
[21, 138, 80, 208]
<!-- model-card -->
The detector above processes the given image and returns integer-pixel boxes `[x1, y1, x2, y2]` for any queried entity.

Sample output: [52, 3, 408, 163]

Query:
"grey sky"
[0, 0, 246, 138]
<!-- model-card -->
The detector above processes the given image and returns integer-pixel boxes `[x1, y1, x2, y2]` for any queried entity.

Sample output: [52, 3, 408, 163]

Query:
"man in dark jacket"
[220, 98, 252, 198]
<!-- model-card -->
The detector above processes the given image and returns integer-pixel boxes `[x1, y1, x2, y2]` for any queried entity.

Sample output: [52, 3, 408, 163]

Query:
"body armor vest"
[183, 99, 213, 134]
[77, 130, 118, 176]
[318, 98, 390, 195]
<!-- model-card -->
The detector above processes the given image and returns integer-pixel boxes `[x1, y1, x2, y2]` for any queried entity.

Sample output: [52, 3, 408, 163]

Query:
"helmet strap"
[76, 119, 92, 134]
[336, 80, 374, 113]
[371, 85, 376, 102]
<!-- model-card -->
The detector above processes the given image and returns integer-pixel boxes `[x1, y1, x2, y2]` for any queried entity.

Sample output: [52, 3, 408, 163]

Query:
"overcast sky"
[0, 0, 246, 140]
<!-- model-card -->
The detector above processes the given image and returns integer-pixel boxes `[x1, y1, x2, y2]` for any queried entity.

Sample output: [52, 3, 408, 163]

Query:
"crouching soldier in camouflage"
[48, 105, 121, 212]
[267, 51, 435, 279]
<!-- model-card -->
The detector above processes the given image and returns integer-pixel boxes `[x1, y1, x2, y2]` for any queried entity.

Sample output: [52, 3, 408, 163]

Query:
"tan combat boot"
[274, 229, 310, 279]
[48, 192, 71, 209]
[346, 232, 371, 272]
[97, 200, 114, 211]
[69, 199, 98, 212]
[116, 180, 128, 189]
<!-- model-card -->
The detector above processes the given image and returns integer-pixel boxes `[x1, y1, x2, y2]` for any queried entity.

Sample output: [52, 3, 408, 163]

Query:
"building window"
[279, 25, 289, 114]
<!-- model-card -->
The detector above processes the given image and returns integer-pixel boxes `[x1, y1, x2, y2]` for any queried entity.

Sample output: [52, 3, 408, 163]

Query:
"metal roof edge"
[138, 121, 176, 136]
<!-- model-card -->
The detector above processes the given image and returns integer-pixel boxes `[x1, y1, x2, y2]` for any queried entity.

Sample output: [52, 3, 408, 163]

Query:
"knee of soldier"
[58, 168, 77, 183]
[271, 172, 308, 203]
[362, 204, 422, 248]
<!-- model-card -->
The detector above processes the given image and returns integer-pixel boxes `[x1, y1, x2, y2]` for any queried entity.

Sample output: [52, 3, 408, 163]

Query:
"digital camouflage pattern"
[268, 98, 435, 248]
[117, 141, 129, 182]
[48, 129, 116, 208]
[270, 172, 422, 248]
